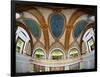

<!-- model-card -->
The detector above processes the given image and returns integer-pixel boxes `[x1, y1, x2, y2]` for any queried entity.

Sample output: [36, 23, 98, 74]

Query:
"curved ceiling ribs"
[64, 10, 85, 51]
[16, 3, 96, 55]
[27, 8, 49, 52]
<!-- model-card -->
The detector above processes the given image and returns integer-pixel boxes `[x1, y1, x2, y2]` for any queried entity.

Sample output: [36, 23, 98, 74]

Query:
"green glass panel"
[34, 49, 45, 59]
[51, 49, 63, 56]
[69, 48, 78, 57]
[88, 38, 94, 46]
[16, 38, 24, 53]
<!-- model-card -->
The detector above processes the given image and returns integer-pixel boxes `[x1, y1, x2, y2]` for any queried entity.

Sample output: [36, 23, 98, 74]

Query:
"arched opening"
[16, 21, 33, 56]
[68, 48, 80, 70]
[80, 24, 95, 69]
[33, 48, 45, 60]
[33, 48, 46, 72]
[51, 49, 64, 60]
[68, 48, 79, 58]
[16, 26, 32, 55]
[16, 36, 25, 54]
[82, 28, 95, 53]
[49, 48, 65, 71]
[81, 23, 95, 54]
[16, 22, 34, 73]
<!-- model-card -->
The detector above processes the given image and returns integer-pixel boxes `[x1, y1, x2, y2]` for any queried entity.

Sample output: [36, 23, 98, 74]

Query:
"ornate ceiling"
[16, 2, 96, 55]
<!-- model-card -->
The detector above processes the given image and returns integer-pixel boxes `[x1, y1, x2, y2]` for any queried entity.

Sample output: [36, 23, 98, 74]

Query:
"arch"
[27, 8, 49, 51]
[16, 26, 30, 40]
[64, 10, 85, 50]
[49, 48, 65, 60]
[23, 18, 41, 40]
[68, 47, 79, 58]
[32, 47, 46, 59]
[16, 21, 33, 56]
[80, 23, 95, 54]
[32, 47, 46, 72]
[16, 36, 25, 54]
[48, 12, 66, 39]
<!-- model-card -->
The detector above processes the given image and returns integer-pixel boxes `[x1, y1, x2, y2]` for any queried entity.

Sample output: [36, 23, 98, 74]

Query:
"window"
[69, 48, 79, 58]
[34, 48, 45, 60]
[69, 48, 80, 70]
[51, 49, 64, 60]
[87, 37, 95, 52]
[16, 37, 25, 53]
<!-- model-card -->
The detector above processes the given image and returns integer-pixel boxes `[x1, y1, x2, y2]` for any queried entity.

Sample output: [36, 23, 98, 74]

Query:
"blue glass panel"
[74, 20, 87, 38]
[50, 13, 64, 38]
[24, 19, 41, 39]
